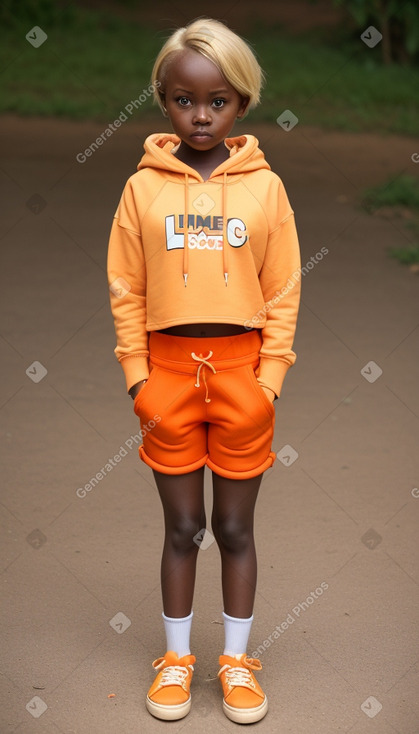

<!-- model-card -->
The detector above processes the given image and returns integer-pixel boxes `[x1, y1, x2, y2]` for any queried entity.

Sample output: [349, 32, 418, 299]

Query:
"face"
[162, 49, 249, 151]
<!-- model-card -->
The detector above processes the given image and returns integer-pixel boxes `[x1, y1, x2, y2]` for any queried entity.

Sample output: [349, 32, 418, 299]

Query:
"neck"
[174, 141, 229, 170]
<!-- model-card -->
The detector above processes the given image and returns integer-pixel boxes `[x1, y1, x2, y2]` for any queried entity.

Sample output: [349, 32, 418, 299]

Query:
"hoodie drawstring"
[182, 171, 229, 287]
[183, 173, 189, 286]
[222, 172, 228, 286]
[191, 351, 217, 403]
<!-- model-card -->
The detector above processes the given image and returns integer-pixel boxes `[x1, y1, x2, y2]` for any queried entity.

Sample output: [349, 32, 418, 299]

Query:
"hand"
[261, 385, 276, 402]
[129, 379, 147, 400]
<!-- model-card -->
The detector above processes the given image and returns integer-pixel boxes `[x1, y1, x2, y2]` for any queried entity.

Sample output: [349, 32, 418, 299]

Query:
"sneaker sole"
[223, 695, 268, 724]
[146, 695, 191, 721]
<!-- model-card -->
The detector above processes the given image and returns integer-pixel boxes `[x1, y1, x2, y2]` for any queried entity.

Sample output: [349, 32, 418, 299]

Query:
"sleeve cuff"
[255, 357, 291, 398]
[119, 355, 149, 393]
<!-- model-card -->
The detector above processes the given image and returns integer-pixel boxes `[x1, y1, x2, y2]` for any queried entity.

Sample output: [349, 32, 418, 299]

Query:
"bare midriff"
[156, 323, 253, 338]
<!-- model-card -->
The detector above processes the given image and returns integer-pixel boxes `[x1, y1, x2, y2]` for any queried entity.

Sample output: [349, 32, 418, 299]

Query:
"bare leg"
[211, 472, 263, 618]
[153, 467, 206, 618]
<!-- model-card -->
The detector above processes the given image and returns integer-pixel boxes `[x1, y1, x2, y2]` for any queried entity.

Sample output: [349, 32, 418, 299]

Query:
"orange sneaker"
[146, 650, 195, 720]
[218, 653, 268, 723]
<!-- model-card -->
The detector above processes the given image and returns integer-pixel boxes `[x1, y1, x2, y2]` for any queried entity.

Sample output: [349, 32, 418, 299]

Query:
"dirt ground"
[1, 112, 418, 734]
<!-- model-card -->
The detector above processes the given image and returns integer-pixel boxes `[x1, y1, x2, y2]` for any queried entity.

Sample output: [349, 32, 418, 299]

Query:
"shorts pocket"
[133, 365, 159, 416]
[246, 365, 275, 416]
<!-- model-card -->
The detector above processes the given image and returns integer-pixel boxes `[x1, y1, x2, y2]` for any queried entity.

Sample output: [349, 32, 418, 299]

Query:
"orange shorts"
[133, 329, 276, 480]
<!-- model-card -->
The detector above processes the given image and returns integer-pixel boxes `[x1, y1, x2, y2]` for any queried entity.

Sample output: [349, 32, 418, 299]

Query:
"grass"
[251, 25, 419, 136]
[0, 11, 161, 120]
[388, 245, 419, 264]
[0, 7, 418, 135]
[361, 175, 419, 264]
[362, 175, 419, 212]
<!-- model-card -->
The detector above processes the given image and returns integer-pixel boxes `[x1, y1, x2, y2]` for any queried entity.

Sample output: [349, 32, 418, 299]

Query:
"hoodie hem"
[146, 318, 263, 330]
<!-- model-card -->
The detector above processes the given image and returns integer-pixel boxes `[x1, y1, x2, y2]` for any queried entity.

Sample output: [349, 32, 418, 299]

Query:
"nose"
[192, 104, 211, 124]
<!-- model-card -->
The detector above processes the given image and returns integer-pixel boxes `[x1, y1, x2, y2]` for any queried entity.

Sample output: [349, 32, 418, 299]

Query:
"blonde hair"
[151, 18, 264, 116]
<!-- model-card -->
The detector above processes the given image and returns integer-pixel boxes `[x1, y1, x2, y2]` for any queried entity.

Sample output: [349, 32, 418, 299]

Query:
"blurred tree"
[333, 0, 419, 63]
[0, 0, 75, 27]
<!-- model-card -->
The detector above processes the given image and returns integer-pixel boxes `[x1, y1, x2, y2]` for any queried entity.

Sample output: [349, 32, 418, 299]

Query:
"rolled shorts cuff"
[206, 450, 277, 480]
[138, 444, 208, 475]
[138, 444, 276, 479]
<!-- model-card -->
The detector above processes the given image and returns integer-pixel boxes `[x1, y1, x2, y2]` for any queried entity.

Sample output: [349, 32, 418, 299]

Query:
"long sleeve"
[255, 210, 301, 398]
[107, 180, 149, 392]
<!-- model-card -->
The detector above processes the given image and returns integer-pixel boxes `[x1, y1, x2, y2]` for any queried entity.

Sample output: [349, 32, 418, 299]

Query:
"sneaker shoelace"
[224, 666, 256, 690]
[159, 665, 190, 690]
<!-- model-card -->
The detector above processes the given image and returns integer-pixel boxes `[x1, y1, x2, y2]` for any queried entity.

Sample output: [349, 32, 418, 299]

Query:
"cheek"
[169, 107, 188, 120]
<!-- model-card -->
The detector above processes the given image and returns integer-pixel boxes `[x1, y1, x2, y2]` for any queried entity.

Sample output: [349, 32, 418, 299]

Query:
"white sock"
[162, 611, 193, 657]
[222, 611, 254, 656]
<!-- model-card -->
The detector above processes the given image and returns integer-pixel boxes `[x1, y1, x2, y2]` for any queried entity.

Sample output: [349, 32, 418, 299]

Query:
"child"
[107, 17, 301, 724]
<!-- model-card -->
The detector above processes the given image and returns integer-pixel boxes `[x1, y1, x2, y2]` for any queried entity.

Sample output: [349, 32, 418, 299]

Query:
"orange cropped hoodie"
[107, 133, 301, 397]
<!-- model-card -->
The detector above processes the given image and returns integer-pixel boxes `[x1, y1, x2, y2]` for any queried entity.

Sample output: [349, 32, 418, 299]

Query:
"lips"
[191, 131, 212, 138]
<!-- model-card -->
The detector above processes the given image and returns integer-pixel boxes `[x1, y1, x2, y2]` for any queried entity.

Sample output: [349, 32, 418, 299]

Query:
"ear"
[237, 96, 250, 119]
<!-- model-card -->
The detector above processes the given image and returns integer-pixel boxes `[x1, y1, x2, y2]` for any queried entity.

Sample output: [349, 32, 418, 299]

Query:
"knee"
[212, 517, 253, 554]
[167, 515, 206, 554]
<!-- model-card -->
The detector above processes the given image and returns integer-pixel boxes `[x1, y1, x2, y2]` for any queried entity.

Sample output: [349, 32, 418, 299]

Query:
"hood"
[137, 133, 270, 179]
[137, 133, 270, 286]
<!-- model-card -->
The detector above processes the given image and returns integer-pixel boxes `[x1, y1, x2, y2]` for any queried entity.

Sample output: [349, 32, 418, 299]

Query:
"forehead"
[164, 49, 230, 90]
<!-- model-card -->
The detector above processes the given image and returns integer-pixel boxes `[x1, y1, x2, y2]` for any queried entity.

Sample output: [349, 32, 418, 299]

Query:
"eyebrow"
[173, 88, 230, 94]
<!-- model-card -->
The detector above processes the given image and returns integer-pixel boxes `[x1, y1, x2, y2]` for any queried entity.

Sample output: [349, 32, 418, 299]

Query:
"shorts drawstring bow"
[191, 351, 217, 403]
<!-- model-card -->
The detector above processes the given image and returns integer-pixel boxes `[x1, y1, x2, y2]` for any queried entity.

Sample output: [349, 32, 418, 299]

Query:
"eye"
[213, 98, 226, 108]
[176, 96, 190, 107]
